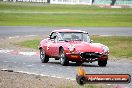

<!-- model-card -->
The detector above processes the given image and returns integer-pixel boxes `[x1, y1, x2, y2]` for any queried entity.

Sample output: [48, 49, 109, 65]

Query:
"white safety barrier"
[50, 0, 92, 5]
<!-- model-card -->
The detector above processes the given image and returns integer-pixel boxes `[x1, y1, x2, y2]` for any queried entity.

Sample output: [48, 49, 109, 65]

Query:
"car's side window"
[50, 32, 59, 42]
[55, 36, 59, 42]
[50, 32, 56, 39]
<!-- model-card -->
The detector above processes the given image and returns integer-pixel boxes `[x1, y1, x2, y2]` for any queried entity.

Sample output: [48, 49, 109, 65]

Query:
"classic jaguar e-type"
[39, 29, 109, 66]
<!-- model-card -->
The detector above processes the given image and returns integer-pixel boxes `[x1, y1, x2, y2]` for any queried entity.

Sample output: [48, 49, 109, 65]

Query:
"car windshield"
[59, 32, 90, 42]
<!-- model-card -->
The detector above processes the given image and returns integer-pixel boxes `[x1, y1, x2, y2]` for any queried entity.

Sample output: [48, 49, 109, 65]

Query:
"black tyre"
[59, 48, 69, 66]
[40, 48, 49, 63]
[98, 59, 107, 67]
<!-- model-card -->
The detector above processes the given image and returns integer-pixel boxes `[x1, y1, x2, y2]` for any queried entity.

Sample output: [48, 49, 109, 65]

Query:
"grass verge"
[0, 2, 132, 27]
[18, 36, 132, 59]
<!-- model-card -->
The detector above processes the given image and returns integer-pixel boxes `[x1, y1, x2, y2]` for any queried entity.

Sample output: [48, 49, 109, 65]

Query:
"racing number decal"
[47, 42, 51, 50]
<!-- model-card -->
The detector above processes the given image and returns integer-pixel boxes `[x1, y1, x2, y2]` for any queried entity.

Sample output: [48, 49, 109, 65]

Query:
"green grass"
[0, 2, 132, 26]
[19, 39, 40, 50]
[19, 36, 132, 59]
[92, 36, 132, 58]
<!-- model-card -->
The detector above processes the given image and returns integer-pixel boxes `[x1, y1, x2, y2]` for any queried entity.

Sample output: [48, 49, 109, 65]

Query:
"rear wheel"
[40, 48, 49, 63]
[98, 59, 107, 67]
[60, 48, 69, 66]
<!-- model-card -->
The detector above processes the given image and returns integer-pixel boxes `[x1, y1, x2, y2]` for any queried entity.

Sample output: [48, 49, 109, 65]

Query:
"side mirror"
[90, 40, 93, 43]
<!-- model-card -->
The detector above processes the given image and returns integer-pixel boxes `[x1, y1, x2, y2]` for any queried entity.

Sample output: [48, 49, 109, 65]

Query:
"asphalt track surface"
[0, 26, 132, 87]
[0, 26, 132, 37]
[0, 53, 132, 87]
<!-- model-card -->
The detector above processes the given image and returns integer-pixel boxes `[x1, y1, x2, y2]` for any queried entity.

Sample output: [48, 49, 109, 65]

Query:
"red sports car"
[39, 29, 109, 66]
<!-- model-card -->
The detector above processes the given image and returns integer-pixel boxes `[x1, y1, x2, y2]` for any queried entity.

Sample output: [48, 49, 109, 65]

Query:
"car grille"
[80, 52, 101, 58]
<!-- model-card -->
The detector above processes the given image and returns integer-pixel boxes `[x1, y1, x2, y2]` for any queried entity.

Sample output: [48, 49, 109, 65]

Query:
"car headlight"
[102, 46, 109, 53]
[68, 45, 75, 52]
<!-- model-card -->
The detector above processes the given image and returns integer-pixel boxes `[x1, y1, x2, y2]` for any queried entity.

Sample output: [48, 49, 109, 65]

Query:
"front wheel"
[98, 59, 107, 67]
[40, 48, 49, 63]
[59, 48, 69, 66]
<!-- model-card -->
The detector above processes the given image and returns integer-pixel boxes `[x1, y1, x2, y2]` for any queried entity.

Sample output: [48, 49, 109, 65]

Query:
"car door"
[48, 32, 59, 57]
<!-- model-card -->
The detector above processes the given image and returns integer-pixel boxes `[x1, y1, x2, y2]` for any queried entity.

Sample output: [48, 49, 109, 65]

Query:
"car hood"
[66, 41, 105, 53]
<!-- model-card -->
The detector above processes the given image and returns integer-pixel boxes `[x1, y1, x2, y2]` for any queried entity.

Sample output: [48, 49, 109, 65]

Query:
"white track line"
[3, 61, 9, 63]
[27, 65, 33, 67]
[0, 49, 13, 53]
[1, 69, 76, 81]
[0, 49, 38, 56]
[8, 36, 20, 39]
[41, 65, 45, 67]
[19, 52, 38, 56]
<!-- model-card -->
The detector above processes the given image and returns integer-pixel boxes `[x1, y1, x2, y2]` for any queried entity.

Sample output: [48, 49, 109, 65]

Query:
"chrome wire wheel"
[40, 49, 45, 60]
[60, 51, 65, 65]
[40, 48, 49, 63]
[59, 48, 69, 66]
